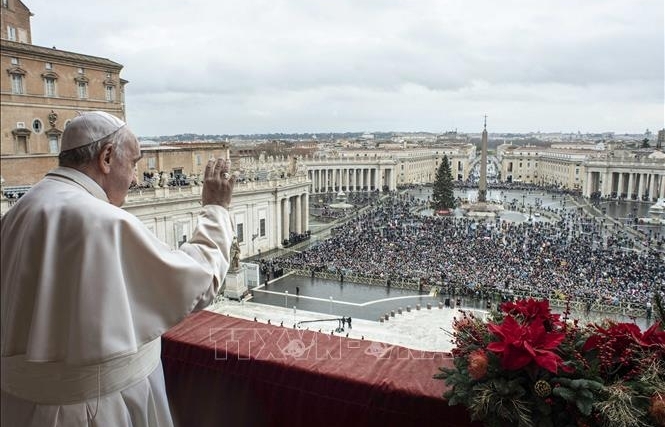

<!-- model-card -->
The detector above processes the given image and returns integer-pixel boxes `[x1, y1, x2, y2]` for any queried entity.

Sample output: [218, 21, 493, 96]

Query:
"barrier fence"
[282, 269, 650, 319]
[285, 268, 421, 291]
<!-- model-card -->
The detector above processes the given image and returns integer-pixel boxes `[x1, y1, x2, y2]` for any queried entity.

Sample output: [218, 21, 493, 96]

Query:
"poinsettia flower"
[639, 321, 665, 348]
[487, 315, 568, 374]
[500, 298, 562, 329]
[583, 320, 665, 352]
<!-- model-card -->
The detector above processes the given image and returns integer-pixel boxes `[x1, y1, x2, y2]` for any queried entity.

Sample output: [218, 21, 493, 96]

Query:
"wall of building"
[1, 42, 125, 156]
[124, 175, 310, 257]
[0, 154, 56, 186]
[138, 144, 230, 183]
[1, 5, 126, 185]
[1, 0, 32, 43]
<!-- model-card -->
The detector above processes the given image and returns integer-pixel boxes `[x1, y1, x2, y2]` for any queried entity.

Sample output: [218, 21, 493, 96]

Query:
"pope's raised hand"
[202, 158, 234, 208]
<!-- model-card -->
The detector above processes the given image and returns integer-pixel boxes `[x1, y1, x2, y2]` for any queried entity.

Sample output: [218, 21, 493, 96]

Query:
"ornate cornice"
[41, 71, 59, 79]
[7, 66, 26, 76]
[1, 39, 123, 70]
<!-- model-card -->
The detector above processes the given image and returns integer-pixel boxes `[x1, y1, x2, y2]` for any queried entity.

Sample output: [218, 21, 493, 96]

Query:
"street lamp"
[329, 296, 333, 314]
[285, 290, 289, 308]
[522, 194, 526, 209]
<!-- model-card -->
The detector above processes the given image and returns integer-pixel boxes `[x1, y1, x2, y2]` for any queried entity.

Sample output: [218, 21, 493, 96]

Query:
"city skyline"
[28, 0, 664, 136]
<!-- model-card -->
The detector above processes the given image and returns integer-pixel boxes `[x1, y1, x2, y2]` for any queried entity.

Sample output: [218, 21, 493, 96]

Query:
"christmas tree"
[432, 155, 456, 211]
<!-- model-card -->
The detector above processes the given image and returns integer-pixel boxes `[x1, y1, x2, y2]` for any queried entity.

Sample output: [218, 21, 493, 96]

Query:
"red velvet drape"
[162, 310, 479, 427]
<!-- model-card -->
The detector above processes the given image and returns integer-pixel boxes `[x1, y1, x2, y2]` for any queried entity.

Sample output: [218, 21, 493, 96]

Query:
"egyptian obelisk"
[478, 115, 488, 203]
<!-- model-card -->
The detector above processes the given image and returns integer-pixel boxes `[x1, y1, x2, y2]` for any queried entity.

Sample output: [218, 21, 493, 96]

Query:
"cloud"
[28, 0, 663, 135]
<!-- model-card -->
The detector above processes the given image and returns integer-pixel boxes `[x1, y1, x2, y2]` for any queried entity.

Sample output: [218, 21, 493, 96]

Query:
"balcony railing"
[162, 310, 479, 427]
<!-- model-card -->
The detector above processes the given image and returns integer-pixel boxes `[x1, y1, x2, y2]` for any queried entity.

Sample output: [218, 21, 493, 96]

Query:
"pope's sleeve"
[16, 202, 234, 364]
[99, 204, 234, 353]
[178, 205, 234, 310]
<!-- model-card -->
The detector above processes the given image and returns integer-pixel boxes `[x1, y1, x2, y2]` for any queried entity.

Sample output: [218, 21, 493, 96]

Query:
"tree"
[432, 155, 456, 211]
[641, 138, 650, 148]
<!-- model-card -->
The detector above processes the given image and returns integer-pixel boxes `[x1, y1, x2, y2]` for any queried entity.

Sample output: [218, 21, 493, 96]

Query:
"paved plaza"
[209, 296, 474, 354]
[217, 187, 660, 353]
[209, 273, 651, 354]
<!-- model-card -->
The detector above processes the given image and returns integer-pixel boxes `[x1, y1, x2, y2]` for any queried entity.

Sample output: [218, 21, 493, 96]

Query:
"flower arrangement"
[435, 297, 665, 427]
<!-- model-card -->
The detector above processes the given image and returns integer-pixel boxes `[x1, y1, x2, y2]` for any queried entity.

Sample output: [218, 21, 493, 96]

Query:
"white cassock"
[1, 167, 233, 427]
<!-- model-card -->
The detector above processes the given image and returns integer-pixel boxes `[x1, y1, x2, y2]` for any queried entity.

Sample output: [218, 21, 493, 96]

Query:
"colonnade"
[276, 193, 308, 243]
[585, 170, 665, 201]
[307, 167, 395, 193]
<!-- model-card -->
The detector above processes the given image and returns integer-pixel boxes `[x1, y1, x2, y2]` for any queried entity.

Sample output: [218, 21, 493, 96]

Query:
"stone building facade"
[122, 174, 310, 258]
[137, 143, 230, 185]
[497, 142, 665, 201]
[1, 0, 127, 186]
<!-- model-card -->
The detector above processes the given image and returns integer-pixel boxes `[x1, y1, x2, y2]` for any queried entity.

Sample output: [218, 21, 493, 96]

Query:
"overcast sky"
[28, 0, 664, 136]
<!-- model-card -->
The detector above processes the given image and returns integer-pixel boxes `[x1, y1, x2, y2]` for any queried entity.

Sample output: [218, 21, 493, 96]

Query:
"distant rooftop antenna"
[483, 114, 487, 130]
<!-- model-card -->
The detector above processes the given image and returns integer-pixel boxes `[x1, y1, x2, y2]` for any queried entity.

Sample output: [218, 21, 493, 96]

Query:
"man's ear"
[98, 143, 114, 175]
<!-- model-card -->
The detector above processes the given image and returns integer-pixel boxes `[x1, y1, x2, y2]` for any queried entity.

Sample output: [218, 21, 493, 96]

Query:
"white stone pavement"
[207, 298, 489, 354]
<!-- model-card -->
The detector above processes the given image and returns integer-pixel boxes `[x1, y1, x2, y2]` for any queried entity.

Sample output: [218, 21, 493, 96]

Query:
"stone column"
[627, 173, 635, 199]
[660, 174, 665, 199]
[291, 197, 298, 236]
[479, 126, 488, 202]
[275, 197, 282, 246]
[295, 195, 302, 234]
[282, 198, 289, 243]
[649, 174, 657, 201]
[602, 171, 612, 197]
[638, 173, 646, 200]
[617, 172, 624, 198]
[585, 171, 594, 197]
[301, 193, 309, 232]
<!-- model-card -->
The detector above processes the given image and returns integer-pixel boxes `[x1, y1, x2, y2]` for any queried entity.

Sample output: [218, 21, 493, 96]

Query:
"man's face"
[107, 136, 141, 207]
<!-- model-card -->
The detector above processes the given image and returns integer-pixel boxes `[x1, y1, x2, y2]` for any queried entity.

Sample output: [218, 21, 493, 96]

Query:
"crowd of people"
[275, 194, 664, 308]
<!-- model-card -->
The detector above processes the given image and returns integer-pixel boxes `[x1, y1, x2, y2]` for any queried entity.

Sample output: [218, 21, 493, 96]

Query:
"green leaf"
[552, 386, 575, 402]
[448, 395, 460, 406]
[575, 397, 593, 416]
[578, 389, 593, 400]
